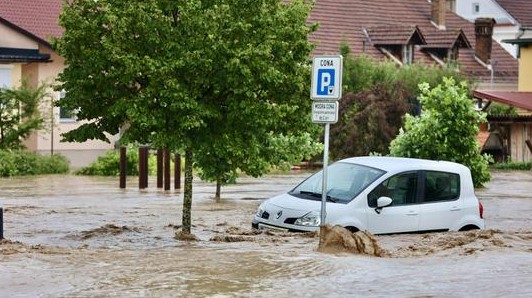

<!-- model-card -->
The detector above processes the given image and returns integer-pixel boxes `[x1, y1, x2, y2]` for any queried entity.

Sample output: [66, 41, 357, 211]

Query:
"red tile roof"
[474, 90, 532, 111]
[309, 0, 518, 81]
[0, 0, 63, 46]
[365, 25, 426, 45]
[422, 29, 470, 49]
[496, 0, 532, 27]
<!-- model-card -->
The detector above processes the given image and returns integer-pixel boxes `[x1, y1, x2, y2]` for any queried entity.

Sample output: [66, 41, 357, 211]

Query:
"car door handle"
[450, 207, 461, 211]
[406, 211, 418, 216]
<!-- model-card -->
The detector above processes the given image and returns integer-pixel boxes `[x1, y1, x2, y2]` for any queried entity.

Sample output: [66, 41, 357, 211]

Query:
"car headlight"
[255, 206, 264, 218]
[294, 211, 320, 226]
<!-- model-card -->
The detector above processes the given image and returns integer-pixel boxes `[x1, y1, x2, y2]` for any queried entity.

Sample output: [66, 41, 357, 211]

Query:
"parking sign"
[311, 55, 343, 100]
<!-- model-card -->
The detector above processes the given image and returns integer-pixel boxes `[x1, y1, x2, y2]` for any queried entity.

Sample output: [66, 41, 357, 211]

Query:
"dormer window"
[403, 44, 414, 64]
[364, 25, 426, 66]
[448, 47, 458, 61]
[421, 29, 471, 66]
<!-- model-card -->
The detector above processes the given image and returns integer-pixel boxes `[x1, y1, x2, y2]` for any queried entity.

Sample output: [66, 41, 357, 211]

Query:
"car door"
[366, 171, 420, 234]
[416, 171, 462, 231]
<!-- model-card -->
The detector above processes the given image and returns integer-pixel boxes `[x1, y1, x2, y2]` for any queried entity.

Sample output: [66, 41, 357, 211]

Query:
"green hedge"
[0, 150, 70, 177]
[76, 149, 157, 176]
[490, 161, 532, 171]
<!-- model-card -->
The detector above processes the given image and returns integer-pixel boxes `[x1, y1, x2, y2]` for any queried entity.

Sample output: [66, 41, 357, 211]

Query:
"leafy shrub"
[390, 78, 491, 187]
[76, 149, 157, 176]
[0, 150, 70, 177]
[38, 154, 71, 174]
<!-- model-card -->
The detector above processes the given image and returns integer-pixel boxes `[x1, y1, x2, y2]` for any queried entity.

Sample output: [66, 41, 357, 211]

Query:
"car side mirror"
[375, 196, 393, 214]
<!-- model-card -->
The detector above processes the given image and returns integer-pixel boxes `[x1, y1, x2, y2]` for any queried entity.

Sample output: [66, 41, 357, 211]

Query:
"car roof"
[337, 156, 469, 174]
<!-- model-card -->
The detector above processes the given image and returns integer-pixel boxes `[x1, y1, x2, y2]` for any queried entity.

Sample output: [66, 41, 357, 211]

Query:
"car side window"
[424, 171, 460, 202]
[368, 172, 418, 207]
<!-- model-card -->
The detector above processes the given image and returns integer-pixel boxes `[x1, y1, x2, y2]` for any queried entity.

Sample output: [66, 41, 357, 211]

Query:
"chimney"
[431, 0, 446, 30]
[475, 18, 496, 64]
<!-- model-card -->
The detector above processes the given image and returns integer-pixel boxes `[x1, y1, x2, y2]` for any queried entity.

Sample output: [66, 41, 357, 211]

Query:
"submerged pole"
[157, 149, 163, 188]
[119, 147, 127, 189]
[0, 207, 3, 240]
[164, 149, 170, 191]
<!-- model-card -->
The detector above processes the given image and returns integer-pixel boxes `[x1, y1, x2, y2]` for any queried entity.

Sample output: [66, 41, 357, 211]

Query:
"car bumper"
[252, 218, 318, 233]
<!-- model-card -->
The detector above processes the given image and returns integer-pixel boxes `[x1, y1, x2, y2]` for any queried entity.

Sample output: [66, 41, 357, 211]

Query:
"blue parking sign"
[317, 69, 335, 96]
[311, 55, 343, 100]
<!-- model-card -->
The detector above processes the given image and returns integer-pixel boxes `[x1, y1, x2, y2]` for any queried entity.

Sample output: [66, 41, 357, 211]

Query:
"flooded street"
[1, 170, 531, 297]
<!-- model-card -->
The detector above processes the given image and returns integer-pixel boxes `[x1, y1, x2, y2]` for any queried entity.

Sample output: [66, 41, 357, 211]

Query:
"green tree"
[55, 0, 317, 233]
[389, 77, 491, 187]
[0, 81, 48, 149]
[330, 47, 470, 159]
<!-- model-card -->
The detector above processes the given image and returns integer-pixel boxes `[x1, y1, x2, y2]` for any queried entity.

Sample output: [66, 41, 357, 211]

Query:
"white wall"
[455, 0, 519, 57]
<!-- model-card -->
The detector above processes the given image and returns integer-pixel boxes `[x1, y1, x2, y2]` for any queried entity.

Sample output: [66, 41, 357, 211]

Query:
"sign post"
[310, 55, 342, 247]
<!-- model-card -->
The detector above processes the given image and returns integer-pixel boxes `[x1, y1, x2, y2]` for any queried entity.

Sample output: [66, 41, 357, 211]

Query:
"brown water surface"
[1, 171, 531, 297]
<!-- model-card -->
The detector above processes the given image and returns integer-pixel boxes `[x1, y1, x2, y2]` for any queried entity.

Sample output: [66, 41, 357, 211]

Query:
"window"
[402, 44, 414, 65]
[473, 3, 480, 14]
[0, 66, 13, 88]
[291, 162, 385, 204]
[424, 171, 460, 202]
[447, 0, 456, 12]
[368, 172, 418, 207]
[58, 90, 77, 122]
[448, 47, 458, 62]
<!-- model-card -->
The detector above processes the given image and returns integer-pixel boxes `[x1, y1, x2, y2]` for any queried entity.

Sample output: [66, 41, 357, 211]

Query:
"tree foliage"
[389, 77, 491, 187]
[55, 0, 318, 232]
[330, 83, 410, 159]
[0, 81, 48, 149]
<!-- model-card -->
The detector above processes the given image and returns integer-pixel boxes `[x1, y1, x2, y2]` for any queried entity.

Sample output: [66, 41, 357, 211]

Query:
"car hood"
[265, 193, 321, 214]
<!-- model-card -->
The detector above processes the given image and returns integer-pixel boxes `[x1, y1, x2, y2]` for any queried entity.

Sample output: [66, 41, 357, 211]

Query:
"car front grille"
[284, 218, 297, 224]
[261, 211, 270, 219]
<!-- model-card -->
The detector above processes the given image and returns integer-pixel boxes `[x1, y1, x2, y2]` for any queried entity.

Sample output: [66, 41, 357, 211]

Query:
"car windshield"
[289, 162, 385, 203]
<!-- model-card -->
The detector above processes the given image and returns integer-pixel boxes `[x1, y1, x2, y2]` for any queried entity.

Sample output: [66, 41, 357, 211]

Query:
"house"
[453, 0, 528, 58]
[1, 0, 522, 166]
[308, 0, 518, 90]
[473, 6, 532, 163]
[0, 0, 117, 168]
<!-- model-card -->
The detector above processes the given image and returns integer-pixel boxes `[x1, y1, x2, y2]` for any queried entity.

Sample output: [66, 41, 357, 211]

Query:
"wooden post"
[157, 149, 163, 188]
[0, 207, 3, 240]
[174, 153, 181, 189]
[139, 147, 149, 189]
[164, 149, 171, 191]
[119, 147, 127, 189]
[143, 147, 149, 188]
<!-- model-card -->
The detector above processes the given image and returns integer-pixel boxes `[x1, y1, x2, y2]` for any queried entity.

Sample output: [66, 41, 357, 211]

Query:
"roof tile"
[0, 0, 63, 45]
[309, 0, 518, 81]
[496, 0, 532, 27]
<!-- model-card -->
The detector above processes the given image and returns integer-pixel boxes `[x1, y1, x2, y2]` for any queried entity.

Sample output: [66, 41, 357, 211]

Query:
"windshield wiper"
[298, 191, 337, 202]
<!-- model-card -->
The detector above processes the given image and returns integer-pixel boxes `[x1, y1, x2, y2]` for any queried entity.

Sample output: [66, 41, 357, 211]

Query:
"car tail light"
[479, 201, 484, 219]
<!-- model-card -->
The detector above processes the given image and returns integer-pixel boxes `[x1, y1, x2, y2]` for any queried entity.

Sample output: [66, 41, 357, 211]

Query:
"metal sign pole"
[310, 55, 342, 247]
[319, 123, 330, 246]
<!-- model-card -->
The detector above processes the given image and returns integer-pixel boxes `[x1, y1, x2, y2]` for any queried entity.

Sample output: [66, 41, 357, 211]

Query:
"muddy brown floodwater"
[1, 170, 531, 297]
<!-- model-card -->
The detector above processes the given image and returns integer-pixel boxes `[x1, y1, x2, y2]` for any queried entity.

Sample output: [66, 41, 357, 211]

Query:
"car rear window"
[424, 171, 460, 202]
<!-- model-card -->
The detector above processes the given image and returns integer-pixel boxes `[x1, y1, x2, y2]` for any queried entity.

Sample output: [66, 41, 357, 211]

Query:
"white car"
[252, 156, 485, 234]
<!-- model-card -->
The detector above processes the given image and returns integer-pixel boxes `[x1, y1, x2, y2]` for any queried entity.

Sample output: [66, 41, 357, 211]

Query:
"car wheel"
[459, 225, 480, 231]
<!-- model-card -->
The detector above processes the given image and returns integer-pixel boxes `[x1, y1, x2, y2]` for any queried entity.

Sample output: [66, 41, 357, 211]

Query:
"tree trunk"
[182, 149, 193, 234]
[215, 179, 221, 202]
